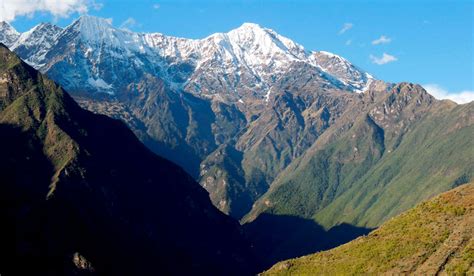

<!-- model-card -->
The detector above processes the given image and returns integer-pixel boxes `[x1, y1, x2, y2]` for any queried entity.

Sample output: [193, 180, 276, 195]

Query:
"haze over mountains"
[1, 15, 473, 273]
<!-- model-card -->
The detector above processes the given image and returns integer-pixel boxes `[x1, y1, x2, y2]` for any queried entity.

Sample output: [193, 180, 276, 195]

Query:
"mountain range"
[1, 15, 473, 271]
[0, 44, 256, 275]
[0, 16, 380, 219]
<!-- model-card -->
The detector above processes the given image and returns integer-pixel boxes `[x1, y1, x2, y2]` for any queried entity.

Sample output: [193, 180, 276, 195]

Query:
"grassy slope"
[248, 113, 385, 219]
[264, 183, 474, 275]
[244, 87, 473, 230]
[315, 101, 474, 228]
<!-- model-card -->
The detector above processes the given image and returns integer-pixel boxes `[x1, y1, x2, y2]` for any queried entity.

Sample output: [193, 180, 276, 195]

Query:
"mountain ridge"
[0, 44, 258, 275]
[263, 182, 474, 275]
[0, 15, 374, 98]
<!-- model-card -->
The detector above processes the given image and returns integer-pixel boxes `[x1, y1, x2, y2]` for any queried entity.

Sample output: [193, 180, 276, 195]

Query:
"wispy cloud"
[345, 39, 352, 46]
[0, 0, 102, 22]
[369, 53, 398, 65]
[338, 23, 353, 35]
[372, 35, 391, 45]
[91, 1, 103, 10]
[422, 84, 474, 104]
[153, 4, 160, 9]
[120, 17, 138, 31]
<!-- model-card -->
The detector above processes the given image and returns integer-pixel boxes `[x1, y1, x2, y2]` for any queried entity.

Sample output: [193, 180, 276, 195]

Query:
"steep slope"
[0, 44, 256, 275]
[245, 84, 474, 230]
[0, 21, 19, 47]
[11, 22, 63, 68]
[310, 50, 374, 92]
[264, 183, 474, 275]
[240, 83, 473, 268]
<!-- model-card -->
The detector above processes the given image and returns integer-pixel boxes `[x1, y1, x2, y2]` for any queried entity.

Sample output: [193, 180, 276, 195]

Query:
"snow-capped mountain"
[0, 15, 374, 99]
[0, 21, 19, 48]
[10, 23, 63, 68]
[310, 51, 374, 92]
[0, 16, 379, 218]
[5, 15, 465, 233]
[144, 21, 374, 99]
[144, 22, 311, 96]
[40, 16, 166, 94]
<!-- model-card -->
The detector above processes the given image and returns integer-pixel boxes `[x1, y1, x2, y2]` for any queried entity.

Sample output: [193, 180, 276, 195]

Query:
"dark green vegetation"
[264, 183, 474, 275]
[0, 44, 257, 275]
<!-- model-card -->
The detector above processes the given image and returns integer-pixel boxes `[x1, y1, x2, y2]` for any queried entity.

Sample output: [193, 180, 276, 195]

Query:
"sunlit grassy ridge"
[263, 183, 474, 275]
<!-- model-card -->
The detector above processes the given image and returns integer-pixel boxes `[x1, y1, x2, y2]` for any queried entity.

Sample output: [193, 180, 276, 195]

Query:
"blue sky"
[3, 0, 474, 101]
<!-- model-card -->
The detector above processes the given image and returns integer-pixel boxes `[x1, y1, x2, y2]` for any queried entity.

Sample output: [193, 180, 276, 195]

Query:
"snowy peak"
[9, 22, 63, 68]
[12, 22, 62, 49]
[61, 15, 148, 55]
[310, 50, 374, 92]
[143, 22, 312, 92]
[0, 21, 20, 47]
[4, 16, 376, 99]
[238, 22, 264, 30]
[69, 15, 115, 42]
[73, 15, 113, 30]
[225, 22, 307, 60]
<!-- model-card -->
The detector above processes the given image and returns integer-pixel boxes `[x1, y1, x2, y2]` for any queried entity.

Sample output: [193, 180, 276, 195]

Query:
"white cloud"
[372, 35, 391, 45]
[338, 23, 353, 34]
[422, 84, 474, 104]
[153, 4, 160, 9]
[119, 17, 137, 31]
[345, 39, 352, 46]
[0, 0, 102, 22]
[369, 53, 398, 65]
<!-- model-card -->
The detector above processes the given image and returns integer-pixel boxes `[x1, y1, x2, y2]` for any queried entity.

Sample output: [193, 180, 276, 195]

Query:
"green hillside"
[245, 84, 473, 230]
[241, 83, 473, 268]
[264, 183, 474, 275]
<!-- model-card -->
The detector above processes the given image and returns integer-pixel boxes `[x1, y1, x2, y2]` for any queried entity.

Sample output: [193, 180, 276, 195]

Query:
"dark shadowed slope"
[243, 214, 372, 270]
[0, 44, 257, 275]
[264, 183, 474, 275]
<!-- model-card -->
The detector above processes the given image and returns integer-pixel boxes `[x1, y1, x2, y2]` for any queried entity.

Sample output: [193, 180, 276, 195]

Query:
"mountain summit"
[2, 16, 373, 98]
